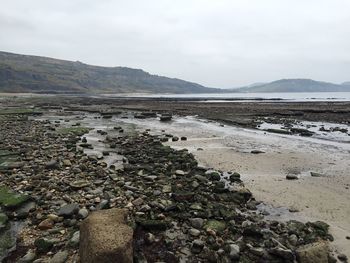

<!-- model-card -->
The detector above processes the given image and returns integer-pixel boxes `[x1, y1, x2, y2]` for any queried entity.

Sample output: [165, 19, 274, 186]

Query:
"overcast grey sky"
[0, 0, 349, 88]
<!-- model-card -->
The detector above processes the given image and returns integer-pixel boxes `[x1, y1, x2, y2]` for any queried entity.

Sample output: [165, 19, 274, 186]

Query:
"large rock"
[296, 241, 329, 263]
[79, 208, 133, 263]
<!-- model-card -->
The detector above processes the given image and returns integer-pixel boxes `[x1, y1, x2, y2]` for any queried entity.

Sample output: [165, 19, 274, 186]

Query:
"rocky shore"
[0, 104, 344, 262]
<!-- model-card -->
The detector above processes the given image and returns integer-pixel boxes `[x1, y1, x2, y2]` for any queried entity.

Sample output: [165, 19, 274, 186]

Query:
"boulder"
[79, 208, 133, 263]
[296, 241, 329, 263]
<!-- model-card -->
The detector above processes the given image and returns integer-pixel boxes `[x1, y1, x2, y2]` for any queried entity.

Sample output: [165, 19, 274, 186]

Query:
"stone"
[15, 201, 36, 219]
[57, 203, 79, 217]
[338, 254, 348, 262]
[296, 241, 329, 263]
[191, 240, 204, 254]
[62, 159, 72, 166]
[310, 172, 325, 177]
[38, 219, 54, 230]
[34, 238, 54, 253]
[205, 220, 226, 233]
[78, 208, 89, 219]
[69, 180, 90, 189]
[137, 219, 168, 231]
[18, 249, 36, 263]
[172, 192, 194, 202]
[286, 174, 299, 180]
[79, 208, 133, 263]
[269, 247, 294, 261]
[45, 159, 58, 169]
[251, 150, 265, 154]
[0, 213, 8, 229]
[162, 185, 172, 193]
[189, 218, 204, 229]
[132, 198, 144, 206]
[69, 231, 80, 247]
[175, 170, 185, 176]
[49, 251, 68, 263]
[189, 228, 201, 237]
[229, 244, 240, 260]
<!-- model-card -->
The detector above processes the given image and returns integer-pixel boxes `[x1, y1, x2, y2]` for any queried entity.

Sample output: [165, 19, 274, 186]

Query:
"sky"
[0, 0, 350, 88]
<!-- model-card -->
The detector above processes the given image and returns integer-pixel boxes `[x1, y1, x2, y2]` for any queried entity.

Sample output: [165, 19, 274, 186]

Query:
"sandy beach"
[120, 115, 350, 259]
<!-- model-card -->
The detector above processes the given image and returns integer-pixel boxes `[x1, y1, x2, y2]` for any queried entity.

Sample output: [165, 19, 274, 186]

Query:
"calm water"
[111, 92, 350, 102]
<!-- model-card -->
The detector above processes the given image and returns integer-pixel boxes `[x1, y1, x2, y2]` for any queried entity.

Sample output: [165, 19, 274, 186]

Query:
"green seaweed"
[0, 186, 28, 208]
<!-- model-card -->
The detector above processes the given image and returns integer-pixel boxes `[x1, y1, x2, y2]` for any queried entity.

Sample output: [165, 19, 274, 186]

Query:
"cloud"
[0, 0, 349, 87]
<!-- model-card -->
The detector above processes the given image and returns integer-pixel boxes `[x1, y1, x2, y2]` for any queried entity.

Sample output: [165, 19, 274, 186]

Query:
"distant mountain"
[0, 51, 219, 94]
[231, 79, 350, 93]
[341, 81, 350, 86]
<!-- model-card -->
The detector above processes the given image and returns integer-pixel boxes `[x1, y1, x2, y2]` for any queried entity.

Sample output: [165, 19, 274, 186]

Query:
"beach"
[0, 95, 349, 262]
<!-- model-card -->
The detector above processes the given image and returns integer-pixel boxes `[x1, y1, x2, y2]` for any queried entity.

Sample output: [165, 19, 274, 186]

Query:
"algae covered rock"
[0, 186, 29, 209]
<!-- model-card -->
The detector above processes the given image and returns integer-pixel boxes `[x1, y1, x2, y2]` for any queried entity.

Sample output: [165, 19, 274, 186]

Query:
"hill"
[0, 51, 218, 94]
[232, 79, 350, 93]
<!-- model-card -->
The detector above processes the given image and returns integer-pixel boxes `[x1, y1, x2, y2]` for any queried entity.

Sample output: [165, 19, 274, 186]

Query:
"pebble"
[18, 249, 36, 263]
[78, 208, 89, 219]
[69, 231, 80, 247]
[191, 240, 204, 254]
[229, 244, 240, 260]
[49, 250, 69, 263]
[57, 203, 79, 217]
[189, 228, 201, 237]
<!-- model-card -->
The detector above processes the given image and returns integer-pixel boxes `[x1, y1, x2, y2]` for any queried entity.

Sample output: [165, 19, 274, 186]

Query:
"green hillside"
[0, 51, 218, 94]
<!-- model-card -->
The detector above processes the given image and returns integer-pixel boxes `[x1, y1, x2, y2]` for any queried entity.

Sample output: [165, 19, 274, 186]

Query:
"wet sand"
[119, 116, 350, 259]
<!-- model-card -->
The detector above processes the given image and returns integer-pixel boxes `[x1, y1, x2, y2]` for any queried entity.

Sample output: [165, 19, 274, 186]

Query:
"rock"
[69, 180, 90, 189]
[172, 136, 179, 142]
[49, 251, 68, 263]
[15, 201, 36, 219]
[172, 192, 194, 202]
[79, 208, 133, 263]
[205, 170, 221, 181]
[162, 185, 172, 193]
[47, 214, 60, 222]
[310, 172, 325, 177]
[137, 219, 168, 231]
[229, 172, 241, 182]
[228, 244, 240, 260]
[132, 198, 144, 206]
[175, 170, 185, 176]
[338, 254, 348, 262]
[286, 174, 299, 180]
[38, 219, 54, 230]
[251, 150, 265, 154]
[45, 159, 58, 169]
[0, 213, 8, 229]
[296, 241, 329, 263]
[62, 159, 72, 166]
[269, 247, 294, 261]
[180, 136, 187, 141]
[205, 220, 226, 233]
[145, 233, 156, 244]
[0, 186, 29, 208]
[189, 228, 201, 237]
[189, 218, 204, 229]
[57, 203, 79, 217]
[18, 249, 36, 263]
[69, 231, 80, 247]
[78, 208, 89, 219]
[160, 114, 172, 121]
[191, 240, 204, 254]
[34, 238, 54, 253]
